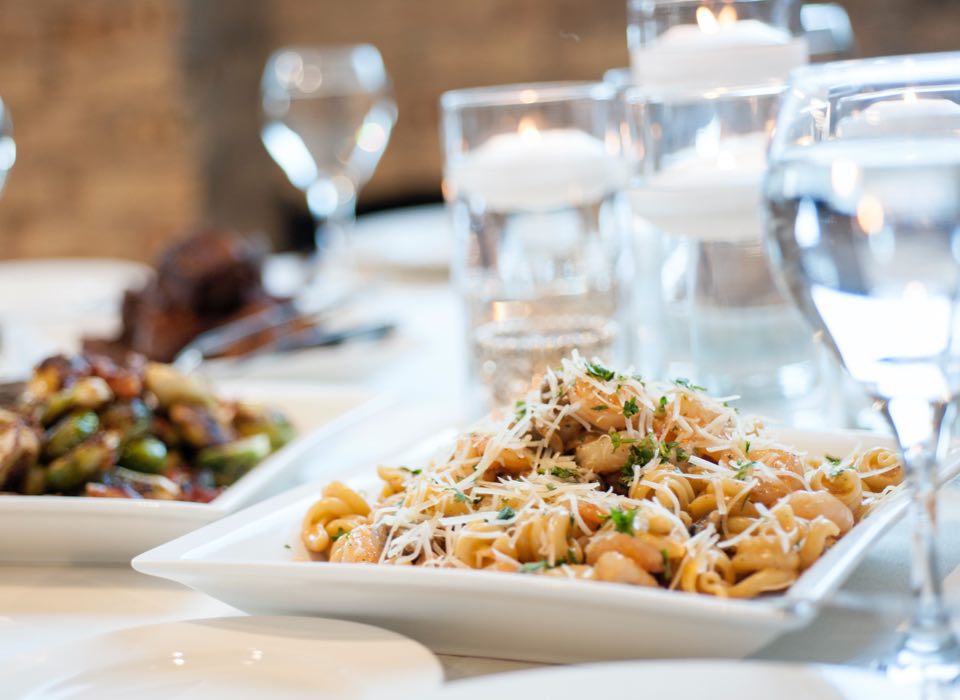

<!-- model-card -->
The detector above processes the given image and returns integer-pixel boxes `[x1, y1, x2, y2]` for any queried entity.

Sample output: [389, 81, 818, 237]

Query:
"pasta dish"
[301, 353, 903, 598]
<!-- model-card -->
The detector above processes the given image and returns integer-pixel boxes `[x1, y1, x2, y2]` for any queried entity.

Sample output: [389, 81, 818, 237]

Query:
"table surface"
[2, 207, 959, 688]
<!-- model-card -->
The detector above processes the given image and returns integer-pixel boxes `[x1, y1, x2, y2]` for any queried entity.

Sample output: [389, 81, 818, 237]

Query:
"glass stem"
[882, 396, 960, 681]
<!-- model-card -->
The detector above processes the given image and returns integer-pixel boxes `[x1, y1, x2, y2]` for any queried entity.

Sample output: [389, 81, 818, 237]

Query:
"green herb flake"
[401, 467, 423, 476]
[661, 549, 672, 580]
[657, 396, 669, 413]
[518, 561, 549, 574]
[451, 488, 468, 503]
[550, 467, 577, 480]
[497, 506, 516, 520]
[609, 431, 637, 452]
[673, 377, 706, 392]
[591, 405, 610, 411]
[733, 460, 757, 481]
[585, 362, 616, 382]
[824, 455, 842, 466]
[331, 528, 348, 542]
[606, 506, 638, 535]
[514, 400, 527, 421]
[283, 544, 292, 550]
[622, 398, 640, 419]
[744, 441, 751, 455]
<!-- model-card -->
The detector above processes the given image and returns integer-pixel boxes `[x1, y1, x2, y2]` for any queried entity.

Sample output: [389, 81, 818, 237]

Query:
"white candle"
[631, 7, 808, 89]
[445, 123, 629, 212]
[837, 93, 960, 139]
[629, 132, 769, 242]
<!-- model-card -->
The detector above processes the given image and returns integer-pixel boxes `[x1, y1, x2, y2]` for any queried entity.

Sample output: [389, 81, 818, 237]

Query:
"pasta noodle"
[299, 353, 904, 598]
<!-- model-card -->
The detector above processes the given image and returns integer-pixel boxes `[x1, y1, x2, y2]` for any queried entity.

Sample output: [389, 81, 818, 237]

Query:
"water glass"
[624, 84, 820, 402]
[440, 82, 631, 406]
[764, 51, 960, 686]
[261, 45, 397, 258]
[627, 0, 808, 89]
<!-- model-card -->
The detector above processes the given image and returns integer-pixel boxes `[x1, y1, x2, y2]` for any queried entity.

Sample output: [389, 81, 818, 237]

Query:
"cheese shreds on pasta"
[300, 353, 904, 599]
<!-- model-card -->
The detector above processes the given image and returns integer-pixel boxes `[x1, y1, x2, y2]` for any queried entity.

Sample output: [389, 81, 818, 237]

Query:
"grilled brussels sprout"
[45, 434, 118, 493]
[118, 436, 168, 475]
[43, 411, 99, 460]
[197, 434, 271, 486]
[234, 404, 295, 450]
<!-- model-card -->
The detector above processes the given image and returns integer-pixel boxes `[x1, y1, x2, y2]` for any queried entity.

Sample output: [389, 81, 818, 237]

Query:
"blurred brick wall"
[0, 0, 955, 259]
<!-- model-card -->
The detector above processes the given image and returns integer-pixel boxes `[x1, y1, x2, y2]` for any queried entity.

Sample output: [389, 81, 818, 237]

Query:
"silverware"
[170, 290, 367, 372]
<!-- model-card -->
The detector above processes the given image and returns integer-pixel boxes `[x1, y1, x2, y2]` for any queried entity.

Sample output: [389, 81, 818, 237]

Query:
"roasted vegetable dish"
[0, 353, 295, 501]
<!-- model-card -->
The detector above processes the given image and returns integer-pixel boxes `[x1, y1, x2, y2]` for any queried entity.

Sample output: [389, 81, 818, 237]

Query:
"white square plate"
[0, 381, 383, 564]
[134, 427, 945, 664]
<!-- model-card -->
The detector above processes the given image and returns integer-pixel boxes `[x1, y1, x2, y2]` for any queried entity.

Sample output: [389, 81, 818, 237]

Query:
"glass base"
[881, 629, 960, 685]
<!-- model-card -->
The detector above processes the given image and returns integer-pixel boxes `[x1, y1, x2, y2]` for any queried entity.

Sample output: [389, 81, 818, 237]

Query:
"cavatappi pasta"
[300, 353, 904, 598]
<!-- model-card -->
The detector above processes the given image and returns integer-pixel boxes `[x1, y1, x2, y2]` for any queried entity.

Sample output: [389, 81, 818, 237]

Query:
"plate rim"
[133, 425, 921, 627]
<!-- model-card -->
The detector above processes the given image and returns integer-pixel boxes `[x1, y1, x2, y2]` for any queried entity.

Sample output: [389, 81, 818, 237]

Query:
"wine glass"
[261, 44, 397, 263]
[763, 52, 960, 685]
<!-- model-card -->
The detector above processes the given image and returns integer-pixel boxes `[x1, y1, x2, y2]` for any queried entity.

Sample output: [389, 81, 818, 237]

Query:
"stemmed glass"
[261, 44, 397, 264]
[0, 98, 15, 194]
[763, 52, 960, 684]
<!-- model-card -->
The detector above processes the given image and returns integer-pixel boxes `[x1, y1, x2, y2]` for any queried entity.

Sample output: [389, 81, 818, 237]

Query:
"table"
[2, 206, 959, 687]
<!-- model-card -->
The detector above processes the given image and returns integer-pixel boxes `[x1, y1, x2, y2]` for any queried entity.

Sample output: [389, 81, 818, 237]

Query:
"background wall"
[0, 0, 955, 259]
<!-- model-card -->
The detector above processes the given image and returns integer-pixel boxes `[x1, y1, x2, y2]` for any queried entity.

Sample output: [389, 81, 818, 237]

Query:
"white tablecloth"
[2, 210, 959, 685]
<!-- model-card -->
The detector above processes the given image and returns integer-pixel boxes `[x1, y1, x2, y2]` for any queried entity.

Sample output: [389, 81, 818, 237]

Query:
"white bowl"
[0, 381, 382, 564]
[134, 427, 936, 663]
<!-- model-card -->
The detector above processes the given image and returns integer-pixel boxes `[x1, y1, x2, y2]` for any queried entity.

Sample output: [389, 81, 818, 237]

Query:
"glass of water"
[624, 84, 821, 405]
[440, 82, 631, 406]
[764, 52, 960, 685]
[261, 45, 397, 260]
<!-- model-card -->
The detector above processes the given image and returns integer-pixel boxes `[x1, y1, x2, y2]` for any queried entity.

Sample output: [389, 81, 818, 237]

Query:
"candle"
[629, 132, 768, 242]
[837, 93, 960, 139]
[445, 122, 629, 211]
[631, 6, 808, 88]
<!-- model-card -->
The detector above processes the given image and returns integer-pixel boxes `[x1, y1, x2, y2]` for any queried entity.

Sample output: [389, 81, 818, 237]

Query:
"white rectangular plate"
[0, 381, 383, 564]
[134, 427, 941, 664]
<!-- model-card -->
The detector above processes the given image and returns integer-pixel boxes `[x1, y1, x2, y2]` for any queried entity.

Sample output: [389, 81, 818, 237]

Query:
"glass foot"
[881, 629, 960, 686]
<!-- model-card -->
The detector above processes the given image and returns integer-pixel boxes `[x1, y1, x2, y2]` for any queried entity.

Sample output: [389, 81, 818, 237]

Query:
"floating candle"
[630, 132, 769, 242]
[630, 6, 808, 88]
[837, 92, 960, 139]
[445, 122, 629, 211]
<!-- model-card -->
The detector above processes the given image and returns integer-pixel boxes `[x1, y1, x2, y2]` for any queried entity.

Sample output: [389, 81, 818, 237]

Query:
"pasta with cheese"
[299, 353, 904, 598]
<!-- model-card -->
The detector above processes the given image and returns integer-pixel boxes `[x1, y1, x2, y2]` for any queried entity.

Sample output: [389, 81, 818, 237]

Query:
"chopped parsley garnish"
[585, 362, 616, 382]
[451, 488, 468, 503]
[622, 398, 640, 418]
[514, 400, 527, 421]
[661, 549, 672, 580]
[657, 396, 669, 413]
[743, 441, 751, 454]
[331, 528, 348, 542]
[824, 455, 842, 466]
[606, 506, 638, 534]
[733, 460, 757, 480]
[660, 440, 688, 463]
[497, 506, 516, 520]
[673, 377, 706, 391]
[591, 405, 609, 411]
[632, 374, 645, 385]
[550, 467, 577, 480]
[283, 544, 291, 550]
[609, 431, 637, 451]
[518, 561, 549, 574]
[829, 464, 849, 479]
[567, 548, 580, 565]
[401, 467, 423, 476]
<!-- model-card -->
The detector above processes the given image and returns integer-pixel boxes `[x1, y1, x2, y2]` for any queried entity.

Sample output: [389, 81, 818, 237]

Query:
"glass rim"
[628, 0, 773, 7]
[265, 43, 382, 60]
[440, 81, 616, 111]
[622, 81, 786, 106]
[787, 51, 960, 92]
